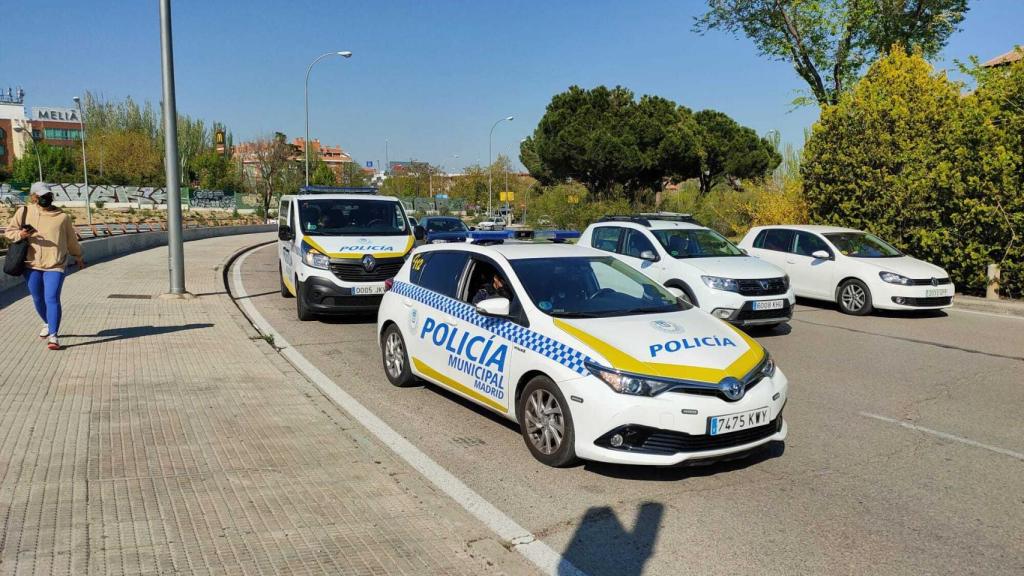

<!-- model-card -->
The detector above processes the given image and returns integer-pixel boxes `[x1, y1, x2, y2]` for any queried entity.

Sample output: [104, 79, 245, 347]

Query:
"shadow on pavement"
[582, 441, 785, 481]
[61, 323, 215, 348]
[560, 502, 663, 576]
[794, 297, 949, 319]
[744, 322, 793, 338]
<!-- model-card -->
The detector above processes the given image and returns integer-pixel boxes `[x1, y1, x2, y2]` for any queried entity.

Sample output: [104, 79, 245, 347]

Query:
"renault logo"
[362, 254, 377, 272]
[719, 377, 745, 401]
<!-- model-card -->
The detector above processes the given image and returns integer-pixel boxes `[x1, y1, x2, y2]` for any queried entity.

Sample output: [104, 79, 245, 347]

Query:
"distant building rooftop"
[982, 47, 1023, 68]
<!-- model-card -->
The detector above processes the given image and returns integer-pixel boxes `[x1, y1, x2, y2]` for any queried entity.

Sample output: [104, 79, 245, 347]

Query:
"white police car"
[278, 190, 415, 320]
[377, 240, 788, 467]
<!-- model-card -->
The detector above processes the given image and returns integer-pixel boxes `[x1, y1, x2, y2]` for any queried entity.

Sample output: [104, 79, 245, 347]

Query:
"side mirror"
[278, 225, 294, 241]
[811, 250, 831, 260]
[739, 247, 748, 255]
[413, 225, 426, 241]
[475, 297, 511, 317]
[639, 250, 659, 262]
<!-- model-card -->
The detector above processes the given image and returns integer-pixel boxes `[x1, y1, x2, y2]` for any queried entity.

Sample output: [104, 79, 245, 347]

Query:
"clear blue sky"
[3, 1, 1021, 171]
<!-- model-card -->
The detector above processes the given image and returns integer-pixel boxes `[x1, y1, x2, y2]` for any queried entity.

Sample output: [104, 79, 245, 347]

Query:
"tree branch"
[773, 0, 830, 104]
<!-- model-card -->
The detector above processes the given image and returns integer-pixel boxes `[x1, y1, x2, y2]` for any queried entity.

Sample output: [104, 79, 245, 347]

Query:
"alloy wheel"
[384, 331, 405, 379]
[841, 283, 866, 312]
[524, 389, 565, 455]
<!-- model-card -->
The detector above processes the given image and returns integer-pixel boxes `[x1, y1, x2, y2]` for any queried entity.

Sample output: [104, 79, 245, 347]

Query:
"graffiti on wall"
[42, 184, 168, 204]
[189, 189, 235, 209]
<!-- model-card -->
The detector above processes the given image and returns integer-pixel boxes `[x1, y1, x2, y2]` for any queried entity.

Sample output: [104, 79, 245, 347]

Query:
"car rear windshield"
[510, 256, 685, 318]
[424, 218, 468, 233]
[298, 199, 408, 236]
[652, 228, 744, 258]
[823, 232, 902, 258]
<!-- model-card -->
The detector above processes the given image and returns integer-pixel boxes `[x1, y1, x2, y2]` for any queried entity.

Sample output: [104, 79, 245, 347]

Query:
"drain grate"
[107, 294, 152, 299]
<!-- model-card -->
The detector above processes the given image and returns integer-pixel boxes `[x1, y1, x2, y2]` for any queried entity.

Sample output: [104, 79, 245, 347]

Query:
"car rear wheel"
[382, 324, 417, 387]
[517, 376, 578, 467]
[296, 280, 314, 321]
[838, 279, 873, 316]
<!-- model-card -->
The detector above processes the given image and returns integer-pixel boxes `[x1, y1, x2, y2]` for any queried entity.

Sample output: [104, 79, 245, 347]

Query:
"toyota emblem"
[718, 377, 745, 401]
[362, 254, 377, 272]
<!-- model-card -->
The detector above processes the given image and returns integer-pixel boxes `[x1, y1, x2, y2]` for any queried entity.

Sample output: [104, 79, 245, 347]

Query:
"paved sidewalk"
[0, 233, 535, 575]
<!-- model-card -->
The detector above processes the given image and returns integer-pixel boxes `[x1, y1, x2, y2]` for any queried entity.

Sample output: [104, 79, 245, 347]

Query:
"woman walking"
[4, 191, 85, 350]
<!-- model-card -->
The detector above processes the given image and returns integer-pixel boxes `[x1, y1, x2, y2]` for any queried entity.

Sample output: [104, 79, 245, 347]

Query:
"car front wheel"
[382, 324, 417, 387]
[838, 279, 873, 316]
[296, 280, 314, 321]
[517, 376, 578, 467]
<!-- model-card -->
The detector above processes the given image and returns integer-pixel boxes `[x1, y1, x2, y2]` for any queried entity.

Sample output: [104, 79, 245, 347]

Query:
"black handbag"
[3, 205, 31, 277]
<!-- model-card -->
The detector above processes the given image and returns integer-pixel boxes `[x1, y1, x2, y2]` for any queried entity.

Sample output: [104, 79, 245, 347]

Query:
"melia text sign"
[32, 107, 80, 122]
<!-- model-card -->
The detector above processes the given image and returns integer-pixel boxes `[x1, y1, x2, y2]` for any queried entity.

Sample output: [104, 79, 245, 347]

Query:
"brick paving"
[0, 233, 534, 575]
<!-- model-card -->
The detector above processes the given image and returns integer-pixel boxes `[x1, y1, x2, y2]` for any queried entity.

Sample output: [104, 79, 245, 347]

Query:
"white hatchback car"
[738, 225, 955, 315]
[579, 215, 795, 328]
[377, 241, 788, 467]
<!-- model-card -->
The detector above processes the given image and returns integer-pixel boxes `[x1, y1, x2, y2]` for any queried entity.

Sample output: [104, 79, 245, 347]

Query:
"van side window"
[591, 227, 622, 253]
[760, 229, 796, 253]
[279, 199, 290, 228]
[622, 229, 657, 258]
[414, 252, 470, 298]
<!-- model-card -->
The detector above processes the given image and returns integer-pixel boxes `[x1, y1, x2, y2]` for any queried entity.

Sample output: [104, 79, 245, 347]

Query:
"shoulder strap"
[19, 205, 28, 227]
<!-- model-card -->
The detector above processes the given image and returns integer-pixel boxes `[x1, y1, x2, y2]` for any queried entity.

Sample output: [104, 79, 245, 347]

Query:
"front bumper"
[299, 275, 383, 314]
[559, 368, 789, 466]
[699, 287, 796, 326]
[871, 281, 955, 310]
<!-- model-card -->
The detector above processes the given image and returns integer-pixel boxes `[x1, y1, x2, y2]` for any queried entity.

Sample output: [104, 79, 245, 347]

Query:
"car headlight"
[701, 275, 739, 292]
[879, 271, 911, 285]
[586, 363, 674, 397]
[302, 246, 330, 270]
[760, 353, 776, 379]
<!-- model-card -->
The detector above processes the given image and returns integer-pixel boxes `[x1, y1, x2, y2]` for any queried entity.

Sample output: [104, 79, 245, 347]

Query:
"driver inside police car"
[472, 270, 511, 305]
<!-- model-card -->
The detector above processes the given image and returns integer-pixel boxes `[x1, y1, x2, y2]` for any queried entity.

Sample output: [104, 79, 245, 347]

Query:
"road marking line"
[230, 247, 586, 576]
[859, 412, 1024, 462]
[949, 308, 1024, 321]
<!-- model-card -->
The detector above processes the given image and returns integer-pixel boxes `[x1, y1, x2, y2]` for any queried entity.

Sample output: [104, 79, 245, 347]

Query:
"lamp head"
[338, 51, 353, 58]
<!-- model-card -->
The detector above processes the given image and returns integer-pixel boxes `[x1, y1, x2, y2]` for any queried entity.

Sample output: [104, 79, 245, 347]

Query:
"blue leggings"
[26, 269, 66, 336]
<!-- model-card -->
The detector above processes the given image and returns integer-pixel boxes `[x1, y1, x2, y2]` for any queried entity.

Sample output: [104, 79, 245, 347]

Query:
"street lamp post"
[158, 0, 186, 294]
[487, 115, 513, 218]
[13, 125, 42, 182]
[72, 96, 90, 225]
[304, 51, 352, 187]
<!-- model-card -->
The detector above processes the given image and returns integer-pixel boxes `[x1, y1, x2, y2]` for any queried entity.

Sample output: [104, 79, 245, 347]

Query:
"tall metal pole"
[304, 51, 351, 187]
[73, 97, 90, 225]
[159, 0, 185, 294]
[487, 116, 513, 218]
[385, 139, 389, 175]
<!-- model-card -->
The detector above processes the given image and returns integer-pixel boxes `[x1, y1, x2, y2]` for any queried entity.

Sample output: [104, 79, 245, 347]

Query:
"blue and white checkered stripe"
[393, 280, 591, 375]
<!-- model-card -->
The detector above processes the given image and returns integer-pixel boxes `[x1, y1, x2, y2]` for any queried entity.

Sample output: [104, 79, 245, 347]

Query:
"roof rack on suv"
[637, 212, 699, 224]
[598, 215, 652, 226]
[299, 185, 379, 195]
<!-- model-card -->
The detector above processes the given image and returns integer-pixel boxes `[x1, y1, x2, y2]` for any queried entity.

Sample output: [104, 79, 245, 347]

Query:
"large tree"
[523, 85, 703, 201]
[11, 142, 78, 183]
[694, 110, 781, 194]
[248, 133, 298, 217]
[694, 0, 969, 106]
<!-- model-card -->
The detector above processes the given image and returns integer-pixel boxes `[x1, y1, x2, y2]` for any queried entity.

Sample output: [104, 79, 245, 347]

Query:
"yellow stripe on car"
[412, 357, 508, 413]
[282, 271, 296, 296]
[553, 318, 764, 383]
[304, 236, 415, 259]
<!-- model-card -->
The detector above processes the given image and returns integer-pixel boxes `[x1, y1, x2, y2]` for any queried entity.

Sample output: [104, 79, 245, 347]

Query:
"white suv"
[579, 214, 795, 328]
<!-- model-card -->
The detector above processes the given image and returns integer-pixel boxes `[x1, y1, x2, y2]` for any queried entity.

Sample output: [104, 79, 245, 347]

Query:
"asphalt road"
[233, 242, 1024, 576]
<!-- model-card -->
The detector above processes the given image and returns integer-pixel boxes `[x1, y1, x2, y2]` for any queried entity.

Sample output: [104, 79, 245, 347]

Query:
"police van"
[377, 239, 788, 467]
[278, 188, 415, 320]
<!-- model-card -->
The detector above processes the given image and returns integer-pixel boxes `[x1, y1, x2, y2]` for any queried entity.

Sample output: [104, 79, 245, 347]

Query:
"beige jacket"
[4, 204, 83, 272]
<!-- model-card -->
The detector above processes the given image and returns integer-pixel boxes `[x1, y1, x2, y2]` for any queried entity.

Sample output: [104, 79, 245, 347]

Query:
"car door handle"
[402, 298, 413, 307]
[786, 259, 796, 264]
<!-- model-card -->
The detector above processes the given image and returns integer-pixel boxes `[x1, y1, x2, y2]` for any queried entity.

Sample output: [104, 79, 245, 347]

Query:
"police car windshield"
[424, 218, 468, 233]
[824, 232, 902, 258]
[510, 256, 684, 318]
[298, 199, 408, 236]
[652, 228, 743, 258]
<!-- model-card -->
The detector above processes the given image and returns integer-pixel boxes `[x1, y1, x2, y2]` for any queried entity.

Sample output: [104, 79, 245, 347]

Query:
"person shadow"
[60, 323, 213, 348]
[559, 502, 664, 576]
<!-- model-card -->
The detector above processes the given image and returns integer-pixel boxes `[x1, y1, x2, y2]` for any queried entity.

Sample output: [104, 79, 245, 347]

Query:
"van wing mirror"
[413, 225, 426, 241]
[640, 250, 659, 262]
[278, 225, 294, 241]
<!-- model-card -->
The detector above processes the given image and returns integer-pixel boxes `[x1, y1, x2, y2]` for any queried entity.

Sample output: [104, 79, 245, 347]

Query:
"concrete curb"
[0, 224, 275, 293]
[954, 294, 1024, 318]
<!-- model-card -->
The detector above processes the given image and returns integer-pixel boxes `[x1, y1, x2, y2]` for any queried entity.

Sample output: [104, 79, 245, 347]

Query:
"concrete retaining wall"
[1, 224, 275, 293]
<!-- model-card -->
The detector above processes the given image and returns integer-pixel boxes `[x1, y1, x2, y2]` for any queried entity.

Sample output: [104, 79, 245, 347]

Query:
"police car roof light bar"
[299, 185, 379, 195]
[468, 230, 513, 245]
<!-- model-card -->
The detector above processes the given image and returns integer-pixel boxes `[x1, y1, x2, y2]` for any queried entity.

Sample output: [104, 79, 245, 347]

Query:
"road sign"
[366, 161, 374, 168]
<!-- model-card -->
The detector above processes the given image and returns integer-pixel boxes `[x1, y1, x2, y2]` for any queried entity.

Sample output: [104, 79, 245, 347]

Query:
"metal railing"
[1, 218, 260, 255]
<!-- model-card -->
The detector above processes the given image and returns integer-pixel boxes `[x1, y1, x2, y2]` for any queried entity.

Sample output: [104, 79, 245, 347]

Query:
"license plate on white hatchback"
[752, 299, 784, 311]
[925, 288, 949, 297]
[352, 284, 386, 295]
[709, 407, 771, 436]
